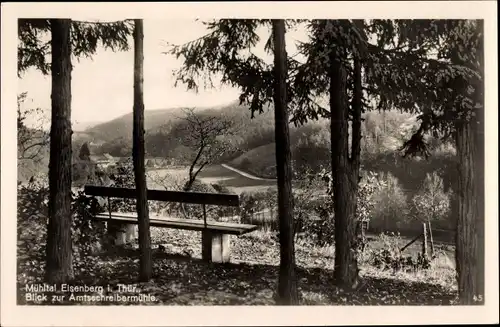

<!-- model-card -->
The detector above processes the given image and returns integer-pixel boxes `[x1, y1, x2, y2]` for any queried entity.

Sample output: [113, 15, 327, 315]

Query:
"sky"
[18, 19, 308, 129]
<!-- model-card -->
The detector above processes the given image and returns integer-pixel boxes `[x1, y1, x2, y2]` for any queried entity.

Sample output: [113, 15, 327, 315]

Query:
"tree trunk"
[329, 55, 361, 289]
[454, 20, 485, 305]
[45, 19, 74, 284]
[132, 19, 152, 282]
[474, 69, 485, 303]
[454, 116, 484, 304]
[272, 19, 299, 305]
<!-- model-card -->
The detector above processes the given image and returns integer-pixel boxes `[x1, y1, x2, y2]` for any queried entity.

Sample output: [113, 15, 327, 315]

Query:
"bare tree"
[179, 108, 237, 191]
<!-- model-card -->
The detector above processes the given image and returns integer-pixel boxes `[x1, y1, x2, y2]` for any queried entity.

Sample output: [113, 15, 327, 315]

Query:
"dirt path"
[221, 164, 276, 181]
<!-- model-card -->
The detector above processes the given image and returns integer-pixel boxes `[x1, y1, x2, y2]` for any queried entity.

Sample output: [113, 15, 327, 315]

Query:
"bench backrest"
[84, 185, 239, 207]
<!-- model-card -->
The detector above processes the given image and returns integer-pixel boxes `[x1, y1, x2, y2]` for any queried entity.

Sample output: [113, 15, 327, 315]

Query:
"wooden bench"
[84, 185, 258, 263]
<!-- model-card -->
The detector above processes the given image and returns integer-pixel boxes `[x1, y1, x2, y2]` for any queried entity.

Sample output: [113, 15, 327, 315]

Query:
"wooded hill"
[78, 100, 456, 192]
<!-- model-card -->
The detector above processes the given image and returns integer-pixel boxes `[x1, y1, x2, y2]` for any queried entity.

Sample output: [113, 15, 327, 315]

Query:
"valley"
[23, 100, 458, 237]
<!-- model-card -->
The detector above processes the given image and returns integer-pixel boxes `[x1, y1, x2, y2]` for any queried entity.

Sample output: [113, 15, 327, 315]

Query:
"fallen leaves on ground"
[17, 227, 458, 305]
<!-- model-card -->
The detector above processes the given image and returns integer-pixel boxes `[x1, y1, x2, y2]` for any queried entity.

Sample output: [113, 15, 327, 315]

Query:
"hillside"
[84, 100, 275, 142]
[231, 143, 277, 178]
[84, 107, 190, 142]
[87, 100, 276, 158]
[228, 110, 456, 192]
[72, 121, 100, 132]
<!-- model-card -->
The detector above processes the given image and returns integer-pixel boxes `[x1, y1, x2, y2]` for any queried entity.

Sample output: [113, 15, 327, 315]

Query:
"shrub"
[295, 196, 334, 246]
[236, 168, 387, 247]
[239, 168, 382, 247]
[293, 170, 334, 246]
[71, 189, 108, 264]
[211, 182, 232, 194]
[357, 171, 386, 223]
[17, 175, 108, 282]
[17, 179, 49, 283]
[72, 159, 109, 188]
[370, 172, 411, 232]
[360, 233, 431, 272]
[240, 188, 279, 230]
[312, 169, 383, 247]
[107, 160, 136, 212]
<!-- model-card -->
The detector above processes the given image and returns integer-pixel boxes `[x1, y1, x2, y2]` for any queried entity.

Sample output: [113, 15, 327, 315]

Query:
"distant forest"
[20, 101, 457, 193]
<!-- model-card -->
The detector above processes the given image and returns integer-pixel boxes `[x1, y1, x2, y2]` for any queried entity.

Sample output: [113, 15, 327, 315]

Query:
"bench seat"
[92, 212, 258, 235]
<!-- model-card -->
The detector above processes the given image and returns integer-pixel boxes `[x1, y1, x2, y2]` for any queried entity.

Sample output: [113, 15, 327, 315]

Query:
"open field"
[147, 164, 277, 194]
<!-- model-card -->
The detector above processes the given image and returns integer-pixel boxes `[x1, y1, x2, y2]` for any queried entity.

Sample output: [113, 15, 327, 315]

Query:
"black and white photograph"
[1, 1, 498, 326]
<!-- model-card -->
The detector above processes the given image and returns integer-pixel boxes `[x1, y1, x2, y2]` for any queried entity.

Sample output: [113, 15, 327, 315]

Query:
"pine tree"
[78, 142, 91, 161]
[367, 19, 485, 304]
[272, 19, 299, 304]
[18, 18, 133, 283]
[45, 19, 74, 283]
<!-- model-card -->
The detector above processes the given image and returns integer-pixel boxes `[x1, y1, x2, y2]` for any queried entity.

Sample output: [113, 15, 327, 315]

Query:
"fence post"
[203, 204, 207, 228]
[428, 220, 435, 258]
[422, 222, 428, 258]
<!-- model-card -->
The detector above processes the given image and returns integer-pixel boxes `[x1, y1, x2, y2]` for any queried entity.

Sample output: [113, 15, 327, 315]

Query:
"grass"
[16, 172, 458, 306]
[230, 143, 277, 179]
[17, 219, 458, 306]
[147, 164, 276, 194]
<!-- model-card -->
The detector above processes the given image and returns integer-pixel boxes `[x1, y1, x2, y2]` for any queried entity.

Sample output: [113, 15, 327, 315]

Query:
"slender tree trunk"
[272, 19, 298, 304]
[132, 19, 152, 281]
[330, 55, 362, 288]
[422, 222, 428, 258]
[45, 19, 74, 284]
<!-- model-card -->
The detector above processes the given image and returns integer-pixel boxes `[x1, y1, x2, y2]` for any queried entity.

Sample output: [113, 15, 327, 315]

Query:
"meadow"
[146, 164, 277, 194]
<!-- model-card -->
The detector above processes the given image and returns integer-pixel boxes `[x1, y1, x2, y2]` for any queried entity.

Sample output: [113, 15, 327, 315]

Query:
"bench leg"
[202, 230, 231, 263]
[115, 224, 137, 246]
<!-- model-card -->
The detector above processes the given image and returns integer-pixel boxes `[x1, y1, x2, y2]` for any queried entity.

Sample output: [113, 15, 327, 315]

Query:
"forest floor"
[17, 226, 458, 305]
